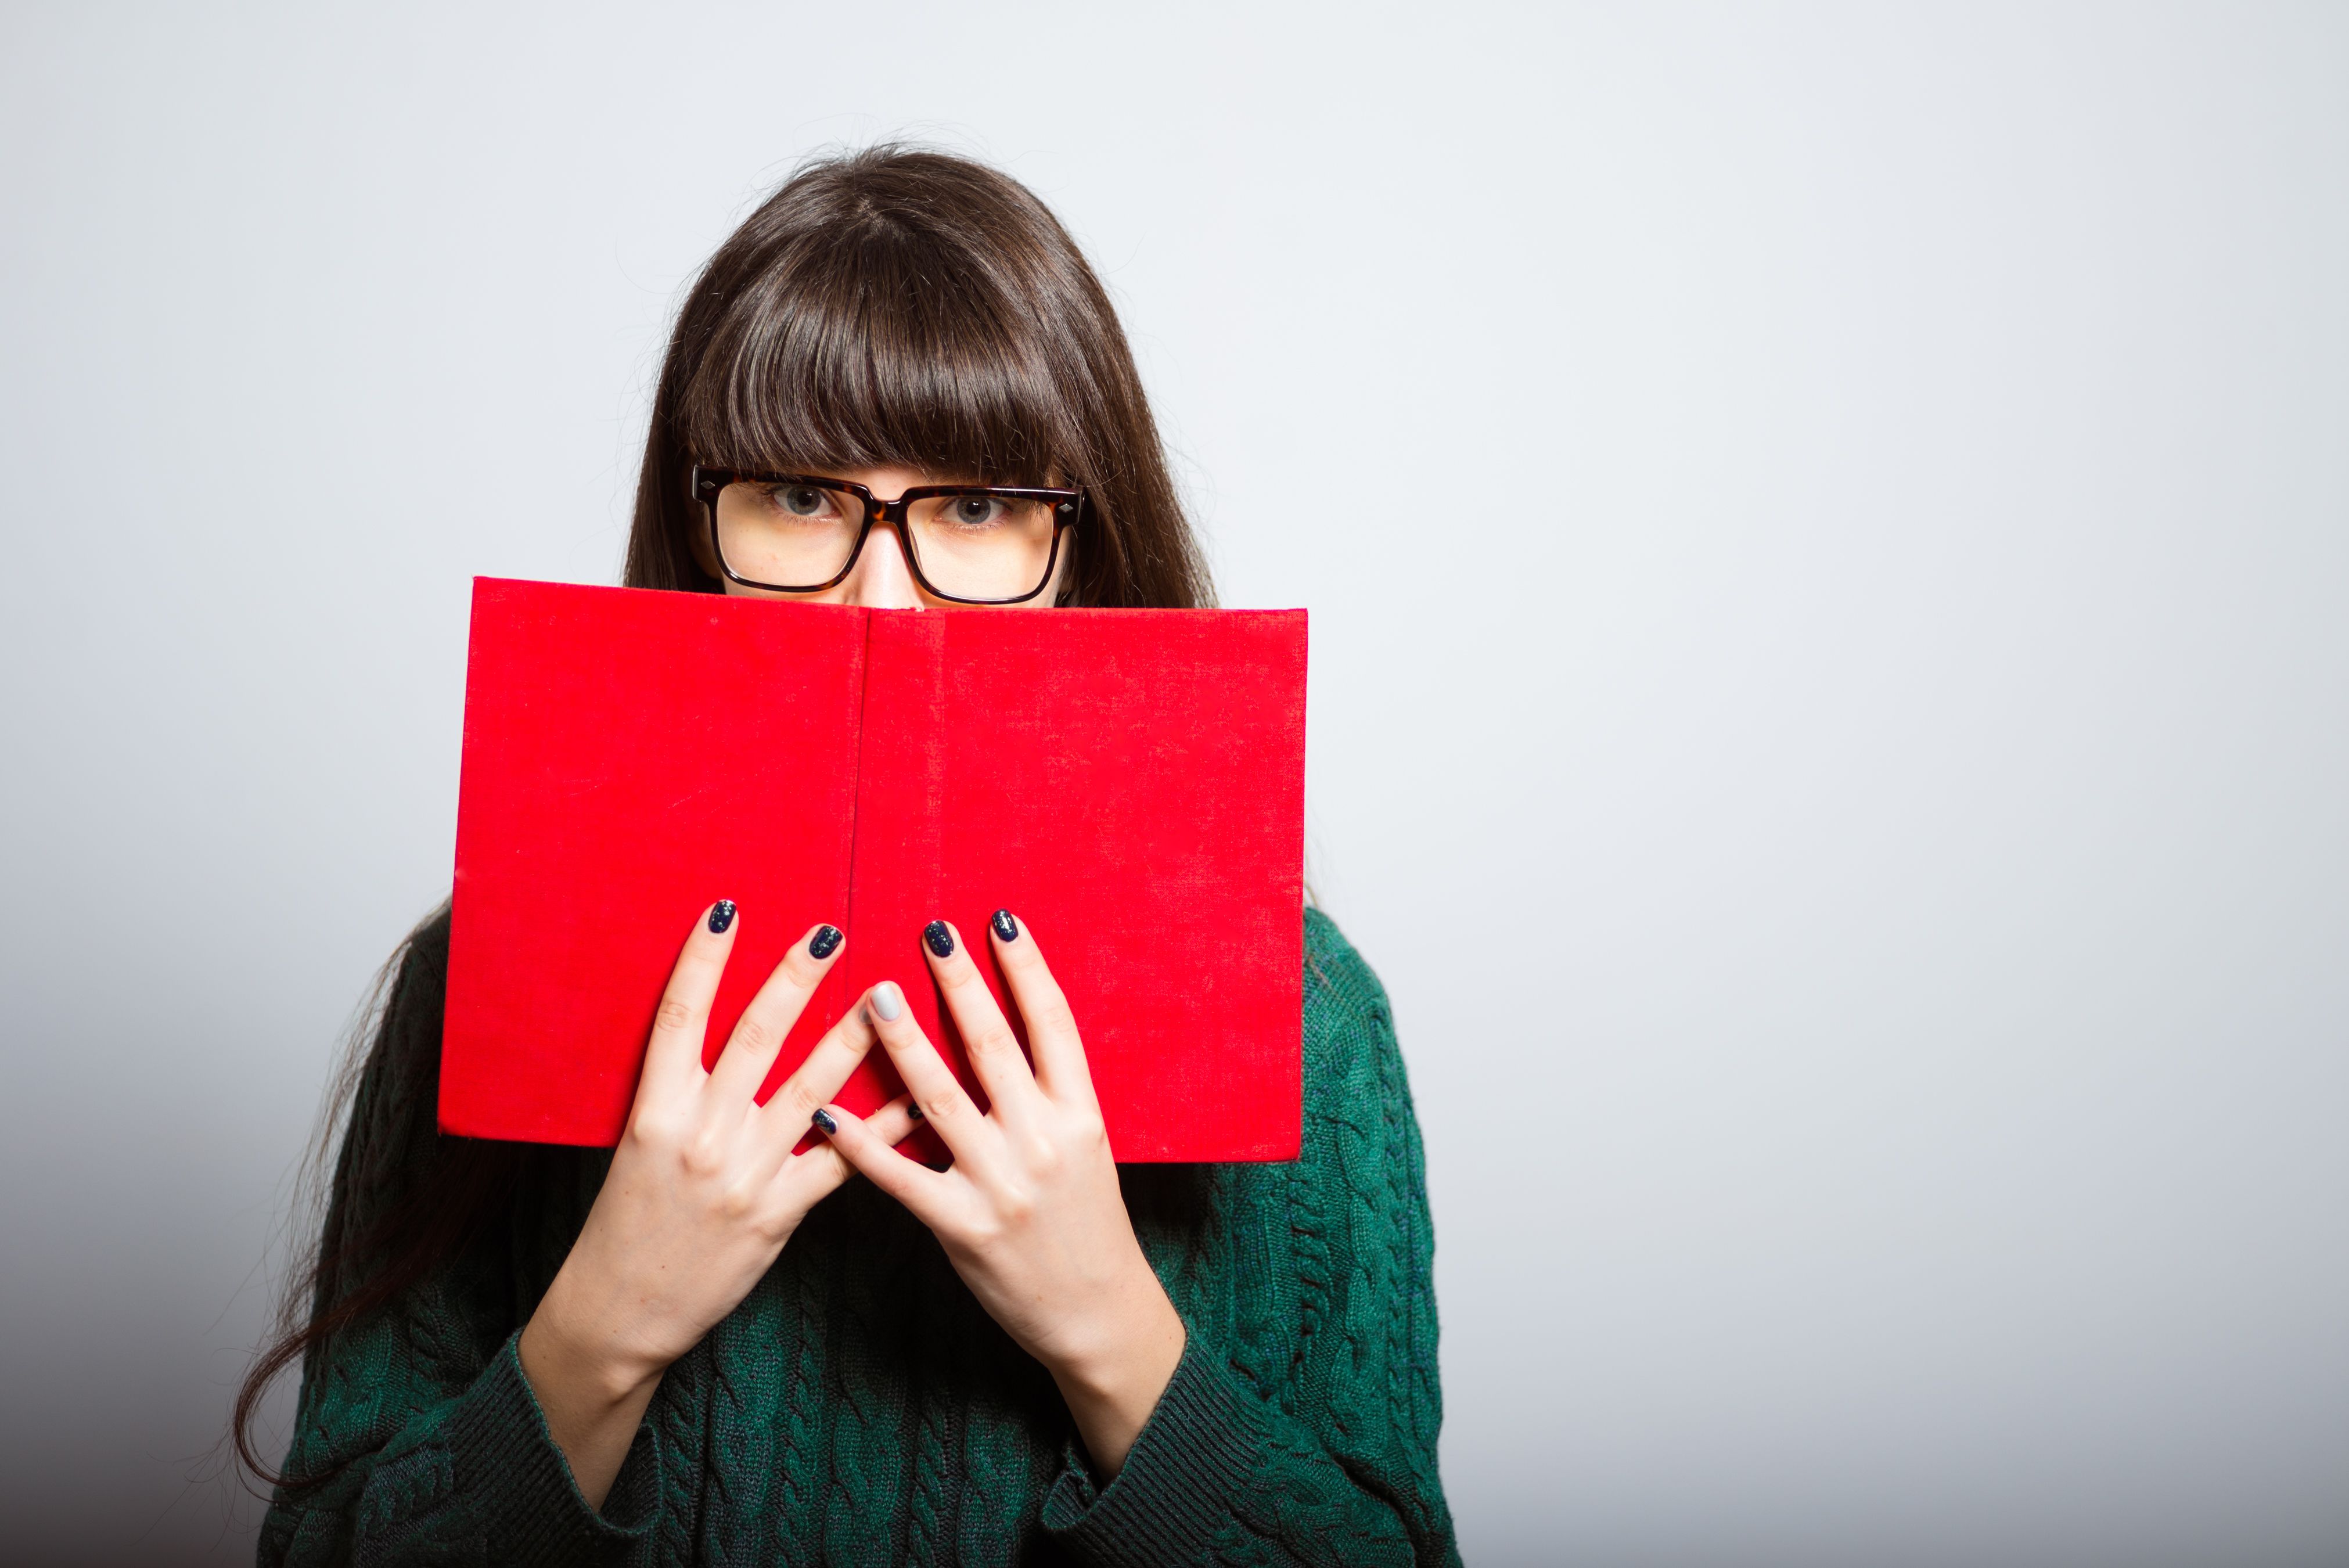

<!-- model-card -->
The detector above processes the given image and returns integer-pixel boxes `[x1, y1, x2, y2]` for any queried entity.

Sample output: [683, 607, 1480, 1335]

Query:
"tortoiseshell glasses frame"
[689, 465, 1084, 606]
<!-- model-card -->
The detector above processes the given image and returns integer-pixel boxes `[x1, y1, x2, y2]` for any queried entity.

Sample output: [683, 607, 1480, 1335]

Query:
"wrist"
[1049, 1285, 1185, 1402]
[522, 1268, 668, 1410]
[517, 1265, 668, 1514]
[1045, 1275, 1187, 1475]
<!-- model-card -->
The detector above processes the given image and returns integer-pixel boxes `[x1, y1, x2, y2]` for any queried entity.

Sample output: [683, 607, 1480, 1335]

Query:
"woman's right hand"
[517, 901, 915, 1509]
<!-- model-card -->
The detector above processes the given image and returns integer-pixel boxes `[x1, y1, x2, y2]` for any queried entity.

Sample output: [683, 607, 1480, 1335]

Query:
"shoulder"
[395, 905, 453, 1010]
[325, 904, 455, 1247]
[361, 905, 454, 1131]
[1302, 905, 1392, 1033]
[1299, 905, 1401, 1100]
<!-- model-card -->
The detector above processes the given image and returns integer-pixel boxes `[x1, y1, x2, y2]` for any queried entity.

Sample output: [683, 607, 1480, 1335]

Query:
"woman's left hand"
[815, 913, 1186, 1476]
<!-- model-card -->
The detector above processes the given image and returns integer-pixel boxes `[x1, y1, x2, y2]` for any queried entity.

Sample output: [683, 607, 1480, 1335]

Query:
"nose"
[837, 519, 929, 610]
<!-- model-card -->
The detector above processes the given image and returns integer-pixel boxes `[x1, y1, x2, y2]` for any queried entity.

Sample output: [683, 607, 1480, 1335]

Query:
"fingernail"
[809, 924, 843, 959]
[908, 1103, 925, 1122]
[708, 900, 736, 934]
[924, 920, 955, 958]
[870, 981, 904, 1022]
[811, 1107, 838, 1136]
[990, 909, 1019, 943]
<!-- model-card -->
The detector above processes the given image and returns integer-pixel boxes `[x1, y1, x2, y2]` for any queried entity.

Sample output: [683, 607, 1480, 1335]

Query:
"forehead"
[782, 464, 988, 492]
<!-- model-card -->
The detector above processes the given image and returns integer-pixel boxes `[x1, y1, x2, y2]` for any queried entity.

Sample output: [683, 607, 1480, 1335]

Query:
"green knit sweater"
[261, 907, 1460, 1566]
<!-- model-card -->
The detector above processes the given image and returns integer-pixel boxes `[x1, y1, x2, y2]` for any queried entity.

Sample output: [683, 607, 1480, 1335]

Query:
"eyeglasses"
[689, 466, 1083, 606]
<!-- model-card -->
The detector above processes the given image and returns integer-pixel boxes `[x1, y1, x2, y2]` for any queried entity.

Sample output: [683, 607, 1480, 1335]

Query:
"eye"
[775, 485, 830, 517]
[947, 495, 1005, 527]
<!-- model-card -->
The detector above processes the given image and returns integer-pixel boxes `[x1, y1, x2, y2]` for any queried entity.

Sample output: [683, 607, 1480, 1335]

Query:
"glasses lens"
[905, 492, 1064, 601]
[714, 480, 862, 588]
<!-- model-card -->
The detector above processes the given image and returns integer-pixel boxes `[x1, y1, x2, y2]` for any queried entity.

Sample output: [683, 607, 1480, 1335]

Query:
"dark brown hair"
[235, 143, 1211, 1490]
[628, 145, 1210, 609]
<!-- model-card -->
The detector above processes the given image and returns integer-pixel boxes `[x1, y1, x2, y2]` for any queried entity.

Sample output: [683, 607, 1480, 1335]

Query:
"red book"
[440, 578, 1307, 1162]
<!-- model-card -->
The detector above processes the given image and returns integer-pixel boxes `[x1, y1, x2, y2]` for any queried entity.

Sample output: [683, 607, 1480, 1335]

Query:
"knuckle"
[678, 1128, 727, 1179]
[731, 1016, 771, 1056]
[625, 1109, 681, 1152]
[811, 1148, 854, 1192]
[654, 997, 697, 1033]
[997, 1186, 1036, 1227]
[770, 1079, 818, 1125]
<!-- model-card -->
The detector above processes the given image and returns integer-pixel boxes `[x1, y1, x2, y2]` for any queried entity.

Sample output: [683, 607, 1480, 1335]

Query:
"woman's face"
[707, 465, 1067, 611]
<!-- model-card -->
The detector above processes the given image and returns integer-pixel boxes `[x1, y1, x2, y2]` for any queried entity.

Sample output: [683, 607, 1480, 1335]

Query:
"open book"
[440, 578, 1307, 1161]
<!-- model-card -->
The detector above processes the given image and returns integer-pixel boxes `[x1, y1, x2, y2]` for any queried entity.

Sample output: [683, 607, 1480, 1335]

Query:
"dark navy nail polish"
[811, 1107, 838, 1136]
[990, 909, 1019, 943]
[908, 1103, 925, 1122]
[924, 920, 955, 958]
[809, 925, 843, 959]
[708, 900, 736, 934]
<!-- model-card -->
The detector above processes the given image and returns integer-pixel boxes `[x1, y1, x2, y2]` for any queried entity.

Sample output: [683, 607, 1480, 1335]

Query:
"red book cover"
[440, 578, 1307, 1162]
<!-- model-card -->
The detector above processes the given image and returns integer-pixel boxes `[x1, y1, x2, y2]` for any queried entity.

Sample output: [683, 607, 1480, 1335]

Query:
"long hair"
[235, 143, 1211, 1490]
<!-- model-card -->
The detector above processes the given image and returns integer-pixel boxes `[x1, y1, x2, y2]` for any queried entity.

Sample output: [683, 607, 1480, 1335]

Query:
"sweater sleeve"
[256, 911, 665, 1567]
[1041, 910, 1463, 1567]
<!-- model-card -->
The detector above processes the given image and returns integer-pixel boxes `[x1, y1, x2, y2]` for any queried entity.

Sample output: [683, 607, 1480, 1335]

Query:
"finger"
[863, 980, 1004, 1178]
[800, 1098, 958, 1226]
[765, 1094, 923, 1212]
[862, 1094, 923, 1151]
[751, 979, 882, 1143]
[985, 911, 1095, 1106]
[707, 922, 846, 1105]
[642, 900, 739, 1090]
[920, 919, 1041, 1124]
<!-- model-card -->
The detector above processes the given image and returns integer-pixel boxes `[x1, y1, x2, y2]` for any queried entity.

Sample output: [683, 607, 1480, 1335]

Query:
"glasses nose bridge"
[846, 495, 917, 575]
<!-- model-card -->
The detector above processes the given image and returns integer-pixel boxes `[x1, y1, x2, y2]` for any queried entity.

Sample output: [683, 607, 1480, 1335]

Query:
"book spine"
[837, 613, 976, 1144]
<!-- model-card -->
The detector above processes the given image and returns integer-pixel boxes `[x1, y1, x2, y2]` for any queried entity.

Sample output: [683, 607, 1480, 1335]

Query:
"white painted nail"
[871, 981, 905, 1022]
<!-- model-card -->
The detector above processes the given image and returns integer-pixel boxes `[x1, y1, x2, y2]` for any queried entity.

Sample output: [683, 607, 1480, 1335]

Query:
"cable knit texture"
[260, 908, 1460, 1566]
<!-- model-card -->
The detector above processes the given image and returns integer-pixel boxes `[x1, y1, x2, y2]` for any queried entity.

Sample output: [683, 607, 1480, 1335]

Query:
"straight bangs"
[677, 221, 1087, 490]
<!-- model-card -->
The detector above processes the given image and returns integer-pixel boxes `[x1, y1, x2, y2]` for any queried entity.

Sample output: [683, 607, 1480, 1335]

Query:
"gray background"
[2, 3, 2344, 1563]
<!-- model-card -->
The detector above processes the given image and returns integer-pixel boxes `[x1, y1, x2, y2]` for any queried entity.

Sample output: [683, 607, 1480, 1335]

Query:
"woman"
[242, 146, 1460, 1566]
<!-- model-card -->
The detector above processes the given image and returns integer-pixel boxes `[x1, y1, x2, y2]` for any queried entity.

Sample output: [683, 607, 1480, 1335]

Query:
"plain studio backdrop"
[3, 3, 2345, 1564]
